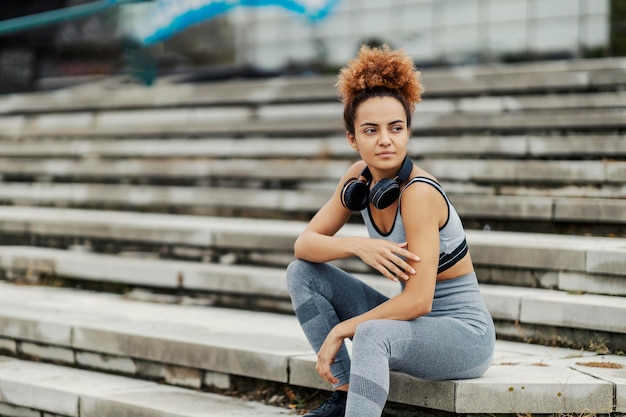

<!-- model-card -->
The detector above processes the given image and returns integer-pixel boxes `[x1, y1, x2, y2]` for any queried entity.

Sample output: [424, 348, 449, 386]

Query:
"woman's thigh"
[352, 317, 494, 380]
[287, 260, 390, 321]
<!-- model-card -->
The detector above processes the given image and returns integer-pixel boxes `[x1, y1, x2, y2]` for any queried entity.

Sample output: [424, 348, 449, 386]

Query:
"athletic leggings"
[286, 260, 495, 417]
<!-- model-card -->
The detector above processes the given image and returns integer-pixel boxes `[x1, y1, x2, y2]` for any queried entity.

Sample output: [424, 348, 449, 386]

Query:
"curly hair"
[337, 44, 424, 135]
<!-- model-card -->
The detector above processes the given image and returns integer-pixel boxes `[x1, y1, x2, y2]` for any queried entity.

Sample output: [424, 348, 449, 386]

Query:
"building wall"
[230, 0, 610, 70]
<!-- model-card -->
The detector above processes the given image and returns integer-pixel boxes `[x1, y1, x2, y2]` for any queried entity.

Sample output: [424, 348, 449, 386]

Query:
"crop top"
[360, 176, 468, 274]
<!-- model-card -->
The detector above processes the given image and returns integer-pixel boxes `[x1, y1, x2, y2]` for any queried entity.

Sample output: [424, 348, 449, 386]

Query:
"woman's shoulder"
[402, 166, 442, 195]
[401, 178, 444, 203]
[400, 168, 449, 209]
[349, 160, 367, 173]
[338, 160, 367, 183]
[409, 165, 438, 183]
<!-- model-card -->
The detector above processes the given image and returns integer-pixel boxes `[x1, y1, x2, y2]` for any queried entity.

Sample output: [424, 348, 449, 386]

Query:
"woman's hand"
[316, 327, 345, 385]
[353, 239, 420, 282]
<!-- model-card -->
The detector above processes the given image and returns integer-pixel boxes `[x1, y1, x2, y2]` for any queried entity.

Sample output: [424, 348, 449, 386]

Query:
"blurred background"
[1, 0, 625, 93]
[0, 4, 625, 413]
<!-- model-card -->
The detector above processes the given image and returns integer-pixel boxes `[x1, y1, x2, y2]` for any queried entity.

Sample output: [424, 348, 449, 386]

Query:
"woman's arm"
[338, 181, 442, 327]
[294, 161, 367, 262]
[315, 180, 445, 385]
[293, 199, 356, 263]
[294, 162, 420, 282]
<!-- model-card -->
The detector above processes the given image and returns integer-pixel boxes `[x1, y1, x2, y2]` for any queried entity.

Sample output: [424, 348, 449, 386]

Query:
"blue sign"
[127, 0, 340, 45]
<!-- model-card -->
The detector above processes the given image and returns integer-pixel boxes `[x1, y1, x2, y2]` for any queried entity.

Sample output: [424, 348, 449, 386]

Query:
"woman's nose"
[378, 131, 391, 145]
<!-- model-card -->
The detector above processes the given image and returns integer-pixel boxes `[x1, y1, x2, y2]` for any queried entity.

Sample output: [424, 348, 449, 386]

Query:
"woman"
[286, 45, 495, 417]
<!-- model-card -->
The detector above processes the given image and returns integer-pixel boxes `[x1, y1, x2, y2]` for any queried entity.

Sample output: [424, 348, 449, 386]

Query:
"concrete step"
[422, 57, 626, 95]
[0, 245, 624, 338]
[0, 158, 352, 182]
[0, 57, 625, 115]
[0, 245, 398, 302]
[422, 158, 625, 184]
[1, 244, 624, 353]
[0, 182, 329, 214]
[2, 106, 625, 138]
[0, 135, 624, 159]
[0, 136, 355, 158]
[0, 356, 291, 417]
[0, 206, 624, 278]
[0, 158, 623, 186]
[0, 183, 624, 225]
[0, 282, 623, 415]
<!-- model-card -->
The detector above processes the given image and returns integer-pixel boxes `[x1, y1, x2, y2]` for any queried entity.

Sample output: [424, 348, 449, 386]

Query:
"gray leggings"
[286, 260, 495, 417]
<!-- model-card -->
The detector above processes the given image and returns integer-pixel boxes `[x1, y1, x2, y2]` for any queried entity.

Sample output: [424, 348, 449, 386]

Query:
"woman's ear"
[346, 131, 359, 151]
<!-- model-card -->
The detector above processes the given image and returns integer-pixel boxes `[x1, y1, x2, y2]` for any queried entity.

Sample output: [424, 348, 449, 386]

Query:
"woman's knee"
[286, 259, 318, 291]
[353, 320, 391, 351]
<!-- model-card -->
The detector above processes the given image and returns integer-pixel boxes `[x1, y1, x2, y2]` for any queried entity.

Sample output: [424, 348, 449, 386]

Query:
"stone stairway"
[0, 57, 625, 416]
[0, 282, 624, 416]
[0, 356, 292, 417]
[0, 207, 624, 415]
[0, 58, 624, 233]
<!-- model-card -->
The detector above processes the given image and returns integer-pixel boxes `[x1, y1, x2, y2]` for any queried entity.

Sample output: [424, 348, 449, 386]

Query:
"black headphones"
[341, 156, 413, 211]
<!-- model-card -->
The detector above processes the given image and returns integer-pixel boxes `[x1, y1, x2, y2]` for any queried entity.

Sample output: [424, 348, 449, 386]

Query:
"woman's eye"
[391, 126, 403, 132]
[364, 128, 376, 134]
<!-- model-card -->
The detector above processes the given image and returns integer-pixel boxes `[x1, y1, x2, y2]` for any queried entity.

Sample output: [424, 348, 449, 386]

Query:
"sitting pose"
[286, 45, 495, 417]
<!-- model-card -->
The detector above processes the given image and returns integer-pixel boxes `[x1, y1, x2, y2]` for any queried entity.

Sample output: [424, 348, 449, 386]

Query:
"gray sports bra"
[360, 176, 468, 274]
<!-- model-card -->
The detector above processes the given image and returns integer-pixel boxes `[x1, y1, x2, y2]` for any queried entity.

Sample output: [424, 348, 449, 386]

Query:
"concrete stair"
[0, 58, 624, 234]
[0, 208, 624, 414]
[1, 243, 625, 352]
[0, 356, 291, 417]
[0, 57, 625, 415]
[0, 206, 624, 292]
[0, 282, 624, 415]
[1, 57, 625, 113]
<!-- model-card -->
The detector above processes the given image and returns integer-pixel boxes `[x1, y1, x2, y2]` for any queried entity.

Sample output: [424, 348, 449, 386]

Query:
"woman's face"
[347, 96, 410, 175]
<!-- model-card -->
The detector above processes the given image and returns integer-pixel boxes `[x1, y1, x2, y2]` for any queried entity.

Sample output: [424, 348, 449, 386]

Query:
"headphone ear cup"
[341, 178, 370, 211]
[370, 178, 400, 210]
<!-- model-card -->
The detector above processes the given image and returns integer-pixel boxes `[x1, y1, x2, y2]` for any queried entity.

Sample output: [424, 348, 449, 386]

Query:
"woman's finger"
[381, 258, 410, 281]
[387, 255, 416, 277]
[317, 359, 338, 384]
[322, 370, 338, 384]
[377, 262, 398, 282]
[393, 243, 420, 262]
[401, 260, 416, 276]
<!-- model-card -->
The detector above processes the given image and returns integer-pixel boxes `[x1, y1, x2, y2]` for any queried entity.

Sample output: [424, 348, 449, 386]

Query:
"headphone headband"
[395, 156, 414, 183]
[360, 156, 413, 184]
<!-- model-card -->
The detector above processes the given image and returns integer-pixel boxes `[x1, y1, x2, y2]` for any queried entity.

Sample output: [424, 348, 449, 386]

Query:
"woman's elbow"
[293, 235, 307, 260]
[420, 302, 432, 317]
[405, 301, 432, 320]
